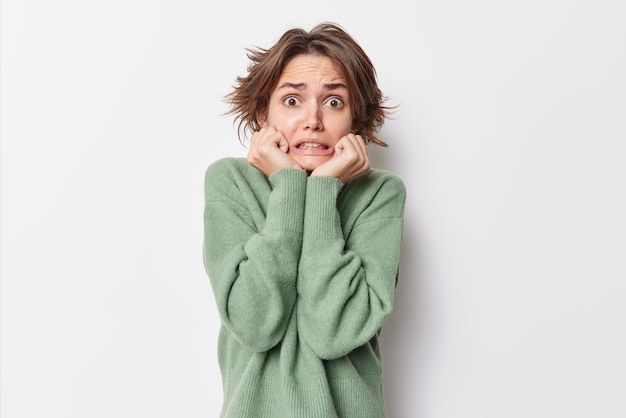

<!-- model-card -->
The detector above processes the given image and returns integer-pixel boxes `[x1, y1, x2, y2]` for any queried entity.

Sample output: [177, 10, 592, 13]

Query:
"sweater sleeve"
[296, 174, 406, 360]
[202, 161, 307, 352]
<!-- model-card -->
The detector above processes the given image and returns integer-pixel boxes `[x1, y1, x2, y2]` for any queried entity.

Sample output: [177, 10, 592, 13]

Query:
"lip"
[291, 138, 334, 156]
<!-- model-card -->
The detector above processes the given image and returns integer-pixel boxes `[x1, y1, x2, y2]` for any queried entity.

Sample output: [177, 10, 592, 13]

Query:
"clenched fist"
[247, 126, 304, 178]
[310, 133, 370, 184]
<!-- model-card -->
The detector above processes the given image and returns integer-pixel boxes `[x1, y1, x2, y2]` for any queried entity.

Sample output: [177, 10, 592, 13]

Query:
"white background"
[2, 1, 625, 417]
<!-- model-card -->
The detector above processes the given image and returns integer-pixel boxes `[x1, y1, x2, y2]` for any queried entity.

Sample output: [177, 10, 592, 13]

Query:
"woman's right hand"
[247, 126, 303, 177]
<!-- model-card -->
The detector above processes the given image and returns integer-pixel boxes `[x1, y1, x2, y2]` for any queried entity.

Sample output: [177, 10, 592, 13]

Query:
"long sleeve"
[203, 162, 307, 352]
[296, 174, 406, 360]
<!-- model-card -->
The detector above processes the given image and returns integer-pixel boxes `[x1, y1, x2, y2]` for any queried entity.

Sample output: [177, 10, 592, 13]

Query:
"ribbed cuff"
[304, 175, 345, 240]
[263, 167, 307, 233]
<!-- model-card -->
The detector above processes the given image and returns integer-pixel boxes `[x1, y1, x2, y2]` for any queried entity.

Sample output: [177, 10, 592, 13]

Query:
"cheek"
[268, 110, 299, 135]
[332, 114, 353, 135]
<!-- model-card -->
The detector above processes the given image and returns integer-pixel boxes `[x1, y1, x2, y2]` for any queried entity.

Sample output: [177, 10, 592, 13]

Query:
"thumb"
[335, 140, 346, 155]
[278, 135, 289, 153]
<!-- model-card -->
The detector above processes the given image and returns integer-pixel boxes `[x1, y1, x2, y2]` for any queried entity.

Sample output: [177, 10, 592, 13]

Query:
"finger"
[268, 127, 286, 149]
[334, 134, 351, 153]
[349, 134, 369, 172]
[255, 126, 278, 150]
[345, 137, 363, 165]
[277, 131, 289, 152]
[355, 135, 370, 167]
[354, 134, 366, 151]
[251, 128, 265, 147]
[345, 133, 364, 164]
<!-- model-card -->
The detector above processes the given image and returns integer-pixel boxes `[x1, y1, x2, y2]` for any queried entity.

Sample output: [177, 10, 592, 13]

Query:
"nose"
[303, 103, 323, 131]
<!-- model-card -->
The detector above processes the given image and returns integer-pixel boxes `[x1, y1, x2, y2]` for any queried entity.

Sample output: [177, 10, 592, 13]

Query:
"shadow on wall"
[380, 204, 427, 417]
[367, 124, 425, 416]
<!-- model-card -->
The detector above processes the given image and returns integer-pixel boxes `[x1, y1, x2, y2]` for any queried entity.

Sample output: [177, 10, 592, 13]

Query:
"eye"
[282, 96, 299, 106]
[325, 97, 344, 108]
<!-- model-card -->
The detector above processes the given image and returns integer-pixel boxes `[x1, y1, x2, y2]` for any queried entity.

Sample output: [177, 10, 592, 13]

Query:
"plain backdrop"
[2, 1, 625, 417]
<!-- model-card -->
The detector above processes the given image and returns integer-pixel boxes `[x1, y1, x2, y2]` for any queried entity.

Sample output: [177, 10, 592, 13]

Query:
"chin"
[292, 154, 330, 172]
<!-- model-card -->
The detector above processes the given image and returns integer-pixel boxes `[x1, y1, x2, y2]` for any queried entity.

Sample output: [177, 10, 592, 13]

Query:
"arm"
[202, 161, 307, 352]
[296, 174, 406, 360]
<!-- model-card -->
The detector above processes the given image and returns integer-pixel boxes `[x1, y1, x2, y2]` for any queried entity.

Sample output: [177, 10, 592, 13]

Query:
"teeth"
[300, 142, 324, 148]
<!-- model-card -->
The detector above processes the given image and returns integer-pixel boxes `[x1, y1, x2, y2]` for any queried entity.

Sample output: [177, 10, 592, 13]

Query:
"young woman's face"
[260, 54, 353, 172]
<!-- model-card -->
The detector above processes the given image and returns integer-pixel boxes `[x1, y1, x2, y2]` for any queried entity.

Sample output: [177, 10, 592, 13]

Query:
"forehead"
[277, 54, 346, 84]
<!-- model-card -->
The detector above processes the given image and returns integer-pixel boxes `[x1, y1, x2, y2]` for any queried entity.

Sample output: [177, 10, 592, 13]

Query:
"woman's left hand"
[310, 133, 370, 184]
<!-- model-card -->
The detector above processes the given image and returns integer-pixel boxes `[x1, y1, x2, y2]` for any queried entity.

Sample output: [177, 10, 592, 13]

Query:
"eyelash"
[282, 95, 345, 108]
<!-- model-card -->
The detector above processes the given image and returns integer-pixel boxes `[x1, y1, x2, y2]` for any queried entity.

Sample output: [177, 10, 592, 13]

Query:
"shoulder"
[370, 168, 406, 194]
[203, 157, 261, 202]
[204, 157, 263, 188]
[342, 168, 406, 220]
[349, 168, 406, 201]
[204, 157, 250, 181]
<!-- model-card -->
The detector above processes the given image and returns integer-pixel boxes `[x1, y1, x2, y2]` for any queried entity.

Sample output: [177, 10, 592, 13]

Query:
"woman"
[203, 22, 406, 418]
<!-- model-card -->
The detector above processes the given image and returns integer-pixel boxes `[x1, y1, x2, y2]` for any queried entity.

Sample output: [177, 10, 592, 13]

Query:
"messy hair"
[224, 22, 394, 147]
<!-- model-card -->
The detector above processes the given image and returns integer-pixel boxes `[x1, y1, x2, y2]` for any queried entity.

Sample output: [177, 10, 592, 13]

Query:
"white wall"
[2, 1, 625, 417]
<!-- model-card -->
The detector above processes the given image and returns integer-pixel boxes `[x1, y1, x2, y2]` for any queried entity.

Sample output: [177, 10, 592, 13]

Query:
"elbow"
[305, 338, 351, 360]
[223, 319, 288, 353]
[298, 317, 390, 361]
[220, 303, 293, 353]
[233, 330, 284, 353]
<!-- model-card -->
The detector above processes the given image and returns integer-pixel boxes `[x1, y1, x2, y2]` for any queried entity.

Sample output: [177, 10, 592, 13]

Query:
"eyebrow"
[277, 82, 348, 91]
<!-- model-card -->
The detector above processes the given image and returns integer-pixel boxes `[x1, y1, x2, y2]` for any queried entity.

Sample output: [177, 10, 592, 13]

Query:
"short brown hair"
[224, 22, 394, 148]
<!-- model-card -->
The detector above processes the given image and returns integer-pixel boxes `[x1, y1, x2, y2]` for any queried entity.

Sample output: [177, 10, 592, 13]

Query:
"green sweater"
[202, 157, 406, 418]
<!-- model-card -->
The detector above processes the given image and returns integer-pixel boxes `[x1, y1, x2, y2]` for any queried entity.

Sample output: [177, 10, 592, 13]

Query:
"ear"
[257, 110, 267, 128]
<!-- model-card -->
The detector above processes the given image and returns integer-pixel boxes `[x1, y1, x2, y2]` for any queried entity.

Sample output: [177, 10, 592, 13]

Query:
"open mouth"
[297, 142, 329, 150]
[293, 142, 333, 155]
